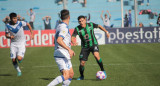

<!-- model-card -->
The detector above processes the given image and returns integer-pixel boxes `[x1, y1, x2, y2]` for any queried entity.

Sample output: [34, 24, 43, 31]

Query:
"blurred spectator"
[73, 0, 86, 7]
[72, 0, 78, 3]
[17, 14, 22, 21]
[108, 0, 116, 2]
[85, 13, 90, 23]
[124, 14, 129, 27]
[128, 10, 132, 27]
[139, 22, 144, 27]
[141, 0, 149, 6]
[27, 8, 35, 29]
[139, 9, 158, 19]
[101, 10, 113, 29]
[84, 0, 87, 7]
[22, 17, 29, 30]
[58, 0, 63, 5]
[2, 16, 10, 24]
[157, 14, 160, 26]
[42, 16, 52, 29]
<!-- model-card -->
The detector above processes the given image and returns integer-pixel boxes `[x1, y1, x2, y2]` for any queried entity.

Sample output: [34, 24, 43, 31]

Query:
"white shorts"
[10, 44, 26, 59]
[54, 57, 72, 71]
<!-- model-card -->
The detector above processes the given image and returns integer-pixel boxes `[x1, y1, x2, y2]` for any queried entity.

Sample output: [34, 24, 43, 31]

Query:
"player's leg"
[47, 58, 70, 86]
[10, 45, 21, 76]
[93, 52, 107, 79]
[92, 45, 107, 79]
[62, 66, 74, 86]
[93, 52, 104, 71]
[47, 70, 69, 86]
[17, 44, 26, 63]
[77, 48, 89, 80]
[77, 60, 86, 80]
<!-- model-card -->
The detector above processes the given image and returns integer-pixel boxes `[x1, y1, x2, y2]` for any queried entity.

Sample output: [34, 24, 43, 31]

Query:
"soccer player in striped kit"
[71, 15, 110, 80]
[5, 12, 33, 76]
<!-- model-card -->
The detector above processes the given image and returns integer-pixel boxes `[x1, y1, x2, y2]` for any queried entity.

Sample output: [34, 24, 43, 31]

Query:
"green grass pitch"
[0, 43, 160, 86]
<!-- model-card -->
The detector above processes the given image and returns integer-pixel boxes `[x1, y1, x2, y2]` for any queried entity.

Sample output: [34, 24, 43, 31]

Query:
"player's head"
[46, 16, 49, 21]
[129, 10, 131, 13]
[105, 14, 108, 19]
[60, 9, 70, 21]
[78, 15, 86, 27]
[9, 12, 17, 24]
[30, 8, 33, 12]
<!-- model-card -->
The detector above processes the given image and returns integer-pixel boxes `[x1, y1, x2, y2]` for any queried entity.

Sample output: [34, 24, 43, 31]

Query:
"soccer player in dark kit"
[71, 15, 110, 80]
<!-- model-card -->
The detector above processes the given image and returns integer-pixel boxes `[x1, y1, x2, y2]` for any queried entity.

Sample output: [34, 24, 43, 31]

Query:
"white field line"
[0, 63, 160, 69]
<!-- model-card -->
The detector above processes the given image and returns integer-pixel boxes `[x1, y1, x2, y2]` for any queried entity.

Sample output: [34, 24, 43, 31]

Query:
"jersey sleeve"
[58, 26, 68, 39]
[21, 21, 27, 26]
[5, 25, 9, 34]
[92, 22, 99, 28]
[72, 28, 78, 37]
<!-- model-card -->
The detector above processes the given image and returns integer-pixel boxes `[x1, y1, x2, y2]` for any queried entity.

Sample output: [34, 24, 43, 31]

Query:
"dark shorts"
[29, 22, 34, 29]
[79, 45, 99, 61]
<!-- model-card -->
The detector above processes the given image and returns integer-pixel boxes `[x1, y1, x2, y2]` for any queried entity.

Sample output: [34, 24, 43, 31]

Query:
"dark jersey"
[72, 22, 99, 48]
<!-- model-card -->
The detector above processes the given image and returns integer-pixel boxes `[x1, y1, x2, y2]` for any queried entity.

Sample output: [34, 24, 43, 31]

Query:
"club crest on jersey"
[62, 31, 66, 34]
[95, 46, 98, 50]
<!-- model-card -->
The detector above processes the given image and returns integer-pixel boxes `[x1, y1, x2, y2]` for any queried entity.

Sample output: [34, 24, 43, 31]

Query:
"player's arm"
[42, 17, 45, 20]
[101, 11, 104, 20]
[27, 10, 30, 16]
[107, 10, 111, 19]
[57, 37, 75, 58]
[88, 13, 90, 21]
[5, 33, 14, 39]
[71, 28, 78, 46]
[98, 25, 110, 38]
[48, 16, 51, 20]
[5, 26, 14, 39]
[26, 23, 34, 39]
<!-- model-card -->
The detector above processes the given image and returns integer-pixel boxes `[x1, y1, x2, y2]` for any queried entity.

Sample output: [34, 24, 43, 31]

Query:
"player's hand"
[10, 36, 14, 39]
[106, 31, 110, 38]
[68, 49, 75, 59]
[73, 42, 78, 46]
[30, 34, 34, 40]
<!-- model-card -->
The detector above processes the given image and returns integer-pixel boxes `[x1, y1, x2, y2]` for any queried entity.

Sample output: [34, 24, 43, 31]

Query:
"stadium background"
[0, 0, 160, 86]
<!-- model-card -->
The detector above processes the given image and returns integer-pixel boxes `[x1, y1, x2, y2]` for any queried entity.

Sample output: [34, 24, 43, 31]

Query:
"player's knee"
[80, 61, 85, 66]
[63, 71, 69, 80]
[69, 71, 74, 78]
[12, 58, 16, 62]
[17, 56, 23, 61]
[64, 74, 69, 80]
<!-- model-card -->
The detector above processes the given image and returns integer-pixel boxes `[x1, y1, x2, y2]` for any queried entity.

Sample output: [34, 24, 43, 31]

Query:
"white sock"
[47, 75, 65, 86]
[62, 78, 72, 86]
[13, 61, 21, 72]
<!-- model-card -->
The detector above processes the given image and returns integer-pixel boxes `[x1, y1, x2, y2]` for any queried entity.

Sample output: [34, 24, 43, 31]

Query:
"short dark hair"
[9, 12, 17, 19]
[60, 9, 70, 20]
[78, 15, 85, 20]
[30, 8, 32, 10]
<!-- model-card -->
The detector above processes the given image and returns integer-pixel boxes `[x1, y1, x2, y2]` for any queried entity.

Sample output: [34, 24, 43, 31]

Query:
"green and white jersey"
[72, 22, 99, 48]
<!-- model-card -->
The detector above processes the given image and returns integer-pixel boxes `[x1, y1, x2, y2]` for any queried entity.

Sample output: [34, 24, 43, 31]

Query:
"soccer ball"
[96, 71, 106, 80]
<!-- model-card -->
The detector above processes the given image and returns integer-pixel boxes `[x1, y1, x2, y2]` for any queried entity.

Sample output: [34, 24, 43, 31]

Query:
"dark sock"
[96, 58, 104, 71]
[12, 60, 18, 65]
[79, 65, 85, 77]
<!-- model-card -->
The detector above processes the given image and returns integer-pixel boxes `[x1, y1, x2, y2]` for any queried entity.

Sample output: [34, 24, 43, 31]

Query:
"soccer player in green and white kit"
[71, 15, 110, 80]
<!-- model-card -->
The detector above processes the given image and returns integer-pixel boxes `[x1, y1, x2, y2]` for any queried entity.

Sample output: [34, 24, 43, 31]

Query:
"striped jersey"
[5, 21, 27, 45]
[54, 22, 71, 59]
[72, 22, 99, 48]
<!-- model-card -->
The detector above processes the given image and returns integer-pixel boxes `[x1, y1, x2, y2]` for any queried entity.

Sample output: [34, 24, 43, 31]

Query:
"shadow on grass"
[0, 74, 12, 76]
[40, 77, 102, 81]
[40, 78, 55, 81]
[72, 78, 101, 81]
